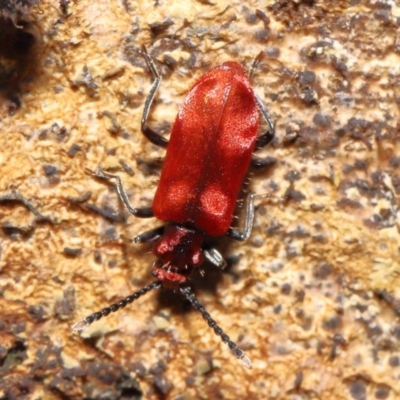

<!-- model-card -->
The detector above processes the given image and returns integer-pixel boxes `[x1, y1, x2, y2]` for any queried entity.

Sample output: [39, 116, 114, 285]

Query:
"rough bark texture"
[1, 1, 400, 399]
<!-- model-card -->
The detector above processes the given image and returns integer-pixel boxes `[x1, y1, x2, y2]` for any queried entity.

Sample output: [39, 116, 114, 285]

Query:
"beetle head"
[152, 224, 204, 285]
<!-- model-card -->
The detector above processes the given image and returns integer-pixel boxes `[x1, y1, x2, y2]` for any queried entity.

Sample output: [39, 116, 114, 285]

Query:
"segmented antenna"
[249, 51, 265, 79]
[179, 286, 252, 369]
[71, 281, 162, 331]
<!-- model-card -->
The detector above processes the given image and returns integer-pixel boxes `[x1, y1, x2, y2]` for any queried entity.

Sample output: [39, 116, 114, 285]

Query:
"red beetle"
[72, 48, 275, 369]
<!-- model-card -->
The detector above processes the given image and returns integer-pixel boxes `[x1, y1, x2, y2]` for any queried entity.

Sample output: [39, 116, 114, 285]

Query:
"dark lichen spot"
[335, 128, 346, 137]
[108, 259, 117, 268]
[149, 18, 174, 36]
[349, 379, 367, 400]
[322, 316, 342, 331]
[254, 29, 270, 43]
[59, 0, 70, 14]
[71, 65, 99, 95]
[342, 164, 353, 174]
[28, 305, 47, 321]
[118, 378, 143, 399]
[375, 385, 390, 399]
[310, 204, 325, 212]
[281, 283, 291, 295]
[255, 9, 270, 26]
[355, 303, 368, 313]
[303, 40, 332, 62]
[10, 322, 26, 334]
[163, 54, 177, 67]
[389, 355, 399, 367]
[313, 263, 332, 279]
[2, 339, 28, 368]
[63, 247, 82, 257]
[98, 110, 120, 134]
[368, 325, 383, 338]
[330, 334, 346, 360]
[119, 159, 135, 176]
[337, 198, 363, 210]
[313, 113, 331, 127]
[136, 157, 163, 177]
[221, 14, 237, 29]
[374, 9, 391, 24]
[54, 286, 76, 319]
[67, 191, 91, 204]
[265, 221, 282, 236]
[354, 159, 369, 171]
[0, 345, 7, 360]
[285, 188, 306, 202]
[130, 361, 147, 378]
[312, 234, 326, 243]
[389, 156, 400, 168]
[86, 203, 125, 223]
[43, 164, 58, 176]
[67, 143, 82, 157]
[94, 250, 102, 264]
[49, 377, 77, 397]
[0, 191, 52, 222]
[265, 47, 280, 57]
[184, 376, 195, 387]
[295, 308, 304, 318]
[273, 304, 282, 314]
[331, 55, 348, 75]
[288, 225, 310, 238]
[295, 289, 305, 302]
[284, 170, 301, 182]
[300, 87, 318, 105]
[298, 70, 315, 86]
[104, 226, 118, 241]
[60, 367, 85, 379]
[2, 222, 34, 239]
[245, 12, 258, 24]
[153, 373, 173, 396]
[294, 370, 303, 388]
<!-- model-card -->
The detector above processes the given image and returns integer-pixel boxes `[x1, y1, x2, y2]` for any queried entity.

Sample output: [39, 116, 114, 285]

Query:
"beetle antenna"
[249, 51, 265, 79]
[179, 285, 252, 369]
[71, 281, 162, 331]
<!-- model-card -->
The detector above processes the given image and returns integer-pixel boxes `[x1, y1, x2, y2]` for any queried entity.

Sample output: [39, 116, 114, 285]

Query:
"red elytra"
[153, 61, 259, 236]
[72, 48, 275, 369]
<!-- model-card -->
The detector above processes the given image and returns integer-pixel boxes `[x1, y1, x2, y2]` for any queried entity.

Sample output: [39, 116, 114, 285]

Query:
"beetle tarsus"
[226, 194, 255, 242]
[203, 248, 227, 269]
[71, 319, 89, 332]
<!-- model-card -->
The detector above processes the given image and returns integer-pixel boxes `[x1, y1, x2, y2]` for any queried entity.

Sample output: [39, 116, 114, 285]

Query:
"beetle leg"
[254, 130, 274, 150]
[251, 155, 277, 169]
[254, 94, 275, 150]
[132, 226, 165, 244]
[204, 248, 227, 269]
[252, 95, 276, 168]
[140, 46, 169, 148]
[226, 194, 255, 242]
[87, 168, 154, 218]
